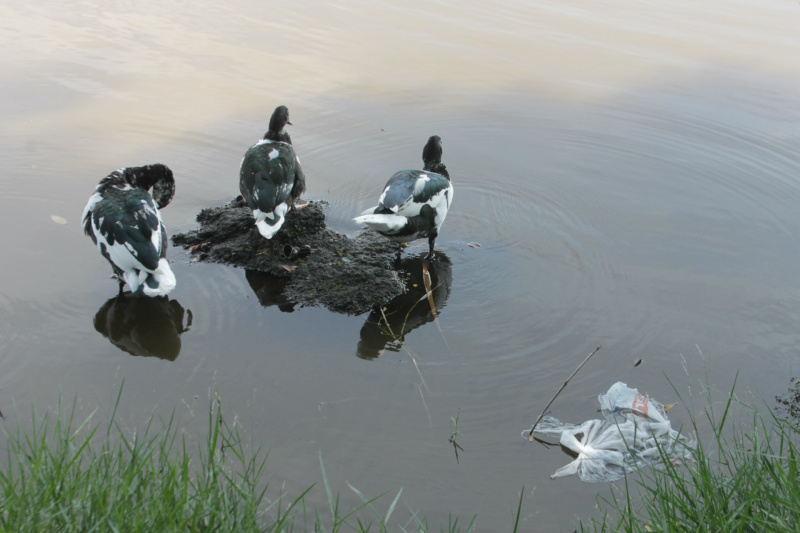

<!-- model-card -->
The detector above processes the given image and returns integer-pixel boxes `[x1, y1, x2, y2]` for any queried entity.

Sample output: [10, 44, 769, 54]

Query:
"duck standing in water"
[354, 135, 453, 259]
[239, 105, 306, 239]
[82, 164, 177, 296]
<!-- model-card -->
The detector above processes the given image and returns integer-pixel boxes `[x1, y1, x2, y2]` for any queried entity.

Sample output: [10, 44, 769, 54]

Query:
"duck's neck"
[424, 161, 449, 179]
[264, 129, 292, 145]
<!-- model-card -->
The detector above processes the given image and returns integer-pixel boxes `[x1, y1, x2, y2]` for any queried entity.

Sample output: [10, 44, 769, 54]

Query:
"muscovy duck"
[239, 105, 306, 239]
[82, 163, 176, 296]
[354, 135, 453, 259]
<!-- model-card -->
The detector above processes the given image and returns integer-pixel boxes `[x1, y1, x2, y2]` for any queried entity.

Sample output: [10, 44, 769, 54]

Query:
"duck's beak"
[287, 120, 293, 126]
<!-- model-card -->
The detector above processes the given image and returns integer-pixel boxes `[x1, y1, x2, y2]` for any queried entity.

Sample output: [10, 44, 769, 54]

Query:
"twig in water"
[422, 260, 437, 320]
[422, 260, 454, 357]
[449, 409, 464, 463]
[526, 345, 602, 441]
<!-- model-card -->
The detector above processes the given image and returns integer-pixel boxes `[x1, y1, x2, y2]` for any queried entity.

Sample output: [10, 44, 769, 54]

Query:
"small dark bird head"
[264, 105, 293, 143]
[138, 163, 175, 209]
[422, 135, 442, 164]
[422, 135, 448, 178]
[269, 105, 292, 130]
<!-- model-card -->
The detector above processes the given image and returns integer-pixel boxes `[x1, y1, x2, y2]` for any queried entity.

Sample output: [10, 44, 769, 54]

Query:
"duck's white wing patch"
[150, 209, 164, 253]
[92, 217, 151, 276]
[412, 174, 430, 196]
[392, 197, 423, 217]
[82, 192, 103, 224]
[376, 185, 392, 207]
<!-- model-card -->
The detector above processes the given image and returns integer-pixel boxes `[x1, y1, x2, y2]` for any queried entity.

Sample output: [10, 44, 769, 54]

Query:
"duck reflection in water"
[357, 252, 452, 359]
[245, 270, 297, 312]
[93, 293, 192, 361]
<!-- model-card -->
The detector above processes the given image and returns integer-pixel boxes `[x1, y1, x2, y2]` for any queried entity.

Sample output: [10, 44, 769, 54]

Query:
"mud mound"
[172, 198, 406, 315]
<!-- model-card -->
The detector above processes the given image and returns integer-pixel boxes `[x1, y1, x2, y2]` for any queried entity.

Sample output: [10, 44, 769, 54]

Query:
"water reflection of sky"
[3, 1, 799, 143]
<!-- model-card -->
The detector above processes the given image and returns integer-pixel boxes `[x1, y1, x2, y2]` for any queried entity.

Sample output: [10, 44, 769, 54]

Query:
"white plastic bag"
[525, 382, 695, 483]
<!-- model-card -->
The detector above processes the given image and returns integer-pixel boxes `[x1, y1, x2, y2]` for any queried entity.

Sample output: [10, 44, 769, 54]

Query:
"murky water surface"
[2, 0, 800, 529]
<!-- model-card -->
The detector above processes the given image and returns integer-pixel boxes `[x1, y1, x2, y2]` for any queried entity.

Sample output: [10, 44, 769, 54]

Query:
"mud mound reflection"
[244, 270, 297, 312]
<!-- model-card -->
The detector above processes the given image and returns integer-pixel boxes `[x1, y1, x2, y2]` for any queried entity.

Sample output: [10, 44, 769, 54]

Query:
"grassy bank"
[0, 391, 475, 533]
[2, 386, 799, 532]
[586, 385, 800, 532]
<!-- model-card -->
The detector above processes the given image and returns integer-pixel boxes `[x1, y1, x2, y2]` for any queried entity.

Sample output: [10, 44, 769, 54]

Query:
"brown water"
[2, 0, 800, 529]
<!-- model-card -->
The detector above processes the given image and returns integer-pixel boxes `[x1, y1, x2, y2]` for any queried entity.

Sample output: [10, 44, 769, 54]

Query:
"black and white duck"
[239, 105, 306, 239]
[354, 135, 453, 259]
[82, 163, 177, 296]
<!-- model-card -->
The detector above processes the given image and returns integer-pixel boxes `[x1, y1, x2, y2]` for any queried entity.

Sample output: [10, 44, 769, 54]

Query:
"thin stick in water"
[526, 345, 602, 441]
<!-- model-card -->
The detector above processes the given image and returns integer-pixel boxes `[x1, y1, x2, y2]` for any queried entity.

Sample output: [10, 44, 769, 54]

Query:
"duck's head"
[269, 105, 291, 131]
[264, 105, 293, 143]
[422, 136, 442, 164]
[422, 135, 448, 178]
[140, 163, 175, 209]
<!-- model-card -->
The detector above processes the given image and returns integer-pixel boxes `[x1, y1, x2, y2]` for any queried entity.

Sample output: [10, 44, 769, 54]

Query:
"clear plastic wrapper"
[526, 382, 696, 482]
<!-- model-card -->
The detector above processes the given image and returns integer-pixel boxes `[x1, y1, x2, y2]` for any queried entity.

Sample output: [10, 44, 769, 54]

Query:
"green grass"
[0, 389, 476, 533]
[7, 381, 799, 533]
[584, 381, 800, 533]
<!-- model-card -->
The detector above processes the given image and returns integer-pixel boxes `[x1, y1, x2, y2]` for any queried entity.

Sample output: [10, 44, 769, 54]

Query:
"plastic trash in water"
[524, 382, 696, 483]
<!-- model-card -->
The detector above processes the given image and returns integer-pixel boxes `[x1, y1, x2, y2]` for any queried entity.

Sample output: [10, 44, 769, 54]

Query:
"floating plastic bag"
[524, 382, 695, 483]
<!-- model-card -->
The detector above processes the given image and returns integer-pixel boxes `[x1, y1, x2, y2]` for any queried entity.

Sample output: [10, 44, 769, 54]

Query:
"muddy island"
[171, 198, 408, 315]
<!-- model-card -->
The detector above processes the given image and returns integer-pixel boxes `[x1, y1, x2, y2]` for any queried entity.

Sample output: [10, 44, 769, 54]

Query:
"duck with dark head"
[354, 135, 453, 259]
[82, 163, 176, 296]
[239, 105, 307, 239]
